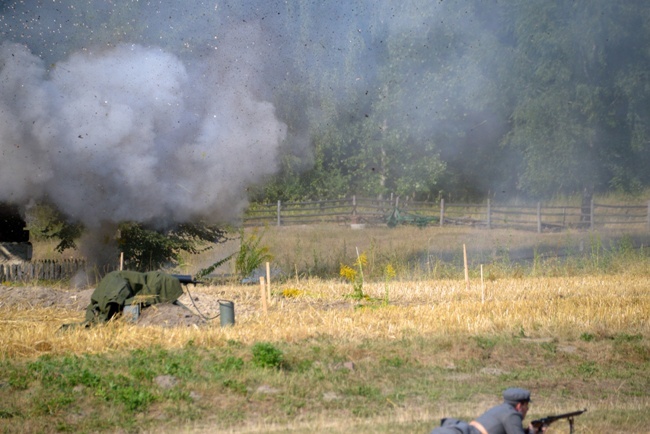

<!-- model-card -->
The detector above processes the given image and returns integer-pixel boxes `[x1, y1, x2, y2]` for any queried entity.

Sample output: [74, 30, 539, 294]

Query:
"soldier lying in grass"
[431, 388, 548, 434]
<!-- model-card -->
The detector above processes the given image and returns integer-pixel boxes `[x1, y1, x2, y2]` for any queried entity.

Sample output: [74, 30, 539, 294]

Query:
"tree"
[117, 222, 229, 272]
[503, 0, 650, 196]
[26, 204, 84, 252]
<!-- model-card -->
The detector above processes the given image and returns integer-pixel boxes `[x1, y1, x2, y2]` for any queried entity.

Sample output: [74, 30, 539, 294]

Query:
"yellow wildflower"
[340, 264, 357, 282]
[281, 288, 304, 298]
[384, 263, 396, 280]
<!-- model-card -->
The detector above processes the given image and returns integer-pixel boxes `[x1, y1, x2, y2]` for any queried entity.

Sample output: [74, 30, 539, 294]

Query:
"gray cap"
[503, 388, 531, 405]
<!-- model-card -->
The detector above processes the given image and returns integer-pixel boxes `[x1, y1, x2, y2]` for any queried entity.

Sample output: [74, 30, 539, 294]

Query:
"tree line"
[253, 0, 650, 202]
[4, 0, 650, 202]
[4, 0, 650, 271]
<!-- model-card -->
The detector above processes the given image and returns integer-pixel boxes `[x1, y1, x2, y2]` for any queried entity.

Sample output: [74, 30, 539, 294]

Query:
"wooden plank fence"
[244, 196, 650, 233]
[0, 259, 86, 283]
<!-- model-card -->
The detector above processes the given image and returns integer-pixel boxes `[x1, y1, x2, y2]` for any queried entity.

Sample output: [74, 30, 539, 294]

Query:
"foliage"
[234, 229, 272, 278]
[25, 204, 84, 252]
[383, 263, 396, 305]
[23, 203, 231, 272]
[340, 251, 368, 300]
[118, 222, 228, 272]
[258, 0, 650, 200]
[195, 253, 236, 281]
[251, 342, 284, 369]
[281, 288, 305, 298]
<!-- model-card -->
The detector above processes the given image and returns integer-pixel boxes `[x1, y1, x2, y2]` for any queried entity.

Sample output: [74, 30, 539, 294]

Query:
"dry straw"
[1, 274, 648, 360]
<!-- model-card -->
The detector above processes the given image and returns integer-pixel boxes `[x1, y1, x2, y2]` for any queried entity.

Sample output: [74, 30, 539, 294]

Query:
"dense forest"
[2, 0, 650, 214]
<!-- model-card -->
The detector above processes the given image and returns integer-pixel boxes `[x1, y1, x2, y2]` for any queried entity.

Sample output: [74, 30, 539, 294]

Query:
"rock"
[322, 392, 339, 401]
[155, 375, 178, 389]
[480, 367, 509, 376]
[332, 361, 356, 371]
[256, 384, 279, 394]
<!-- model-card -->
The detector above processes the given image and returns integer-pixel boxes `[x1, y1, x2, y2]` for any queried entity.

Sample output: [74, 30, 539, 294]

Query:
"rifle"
[171, 274, 204, 285]
[531, 408, 587, 433]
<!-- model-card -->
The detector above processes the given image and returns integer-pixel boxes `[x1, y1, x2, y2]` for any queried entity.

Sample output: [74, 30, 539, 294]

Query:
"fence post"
[537, 202, 542, 233]
[590, 198, 595, 230]
[440, 198, 445, 227]
[352, 195, 357, 223]
[277, 200, 281, 227]
[487, 199, 491, 229]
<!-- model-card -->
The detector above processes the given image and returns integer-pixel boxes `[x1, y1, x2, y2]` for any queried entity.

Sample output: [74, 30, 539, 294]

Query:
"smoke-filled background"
[2, 1, 650, 238]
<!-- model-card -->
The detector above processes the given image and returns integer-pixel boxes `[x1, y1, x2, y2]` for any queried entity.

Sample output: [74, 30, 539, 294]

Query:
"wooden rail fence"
[243, 196, 650, 232]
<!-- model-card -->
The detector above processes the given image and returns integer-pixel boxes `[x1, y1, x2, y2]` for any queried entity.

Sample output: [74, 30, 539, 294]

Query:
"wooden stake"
[119, 252, 124, 271]
[260, 276, 268, 315]
[266, 261, 271, 302]
[463, 244, 469, 291]
[294, 264, 299, 285]
[481, 264, 485, 303]
[356, 247, 364, 281]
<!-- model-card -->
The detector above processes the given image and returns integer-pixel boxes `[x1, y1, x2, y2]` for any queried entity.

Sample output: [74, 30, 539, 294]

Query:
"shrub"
[251, 342, 284, 369]
[235, 228, 273, 278]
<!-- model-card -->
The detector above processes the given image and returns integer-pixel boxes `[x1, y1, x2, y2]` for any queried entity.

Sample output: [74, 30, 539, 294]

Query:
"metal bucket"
[219, 300, 235, 327]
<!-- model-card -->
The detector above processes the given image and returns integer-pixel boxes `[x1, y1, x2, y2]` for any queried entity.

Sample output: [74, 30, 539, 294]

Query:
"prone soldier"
[431, 388, 548, 434]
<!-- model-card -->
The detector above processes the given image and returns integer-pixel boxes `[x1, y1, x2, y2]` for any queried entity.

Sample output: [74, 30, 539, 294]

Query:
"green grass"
[1, 334, 648, 433]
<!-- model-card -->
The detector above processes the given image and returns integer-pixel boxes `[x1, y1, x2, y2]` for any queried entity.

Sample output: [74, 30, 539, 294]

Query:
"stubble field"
[1, 225, 649, 433]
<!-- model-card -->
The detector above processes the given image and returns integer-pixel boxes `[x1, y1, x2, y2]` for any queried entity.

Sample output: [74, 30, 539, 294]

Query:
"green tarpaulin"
[85, 271, 184, 324]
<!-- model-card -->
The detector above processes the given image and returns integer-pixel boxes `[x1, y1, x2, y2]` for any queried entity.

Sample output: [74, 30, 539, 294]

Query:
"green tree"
[503, 0, 650, 196]
[117, 222, 228, 272]
[26, 204, 84, 252]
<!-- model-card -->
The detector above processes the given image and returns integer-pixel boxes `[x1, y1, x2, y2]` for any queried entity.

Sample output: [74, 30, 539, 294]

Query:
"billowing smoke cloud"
[0, 36, 286, 228]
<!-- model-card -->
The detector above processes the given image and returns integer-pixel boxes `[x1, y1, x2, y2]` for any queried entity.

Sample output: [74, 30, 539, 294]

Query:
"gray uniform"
[473, 402, 526, 434]
[430, 388, 532, 434]
[430, 418, 474, 434]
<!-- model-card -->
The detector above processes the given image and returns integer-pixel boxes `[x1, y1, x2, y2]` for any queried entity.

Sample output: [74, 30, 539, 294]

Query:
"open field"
[168, 225, 650, 281]
[2, 274, 649, 433]
[2, 226, 649, 433]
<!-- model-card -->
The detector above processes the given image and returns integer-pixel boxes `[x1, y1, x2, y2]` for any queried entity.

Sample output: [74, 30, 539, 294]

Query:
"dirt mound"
[136, 302, 206, 327]
[0, 285, 93, 310]
[0, 285, 216, 328]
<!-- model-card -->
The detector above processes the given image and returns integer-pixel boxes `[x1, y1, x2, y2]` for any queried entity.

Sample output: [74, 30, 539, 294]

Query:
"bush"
[251, 342, 284, 369]
[235, 229, 272, 278]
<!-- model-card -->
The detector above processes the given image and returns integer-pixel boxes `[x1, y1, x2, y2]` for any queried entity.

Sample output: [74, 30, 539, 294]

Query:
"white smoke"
[0, 38, 286, 228]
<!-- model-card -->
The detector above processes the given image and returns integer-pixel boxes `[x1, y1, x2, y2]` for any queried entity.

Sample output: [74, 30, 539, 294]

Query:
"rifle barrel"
[171, 274, 203, 285]
[532, 408, 587, 427]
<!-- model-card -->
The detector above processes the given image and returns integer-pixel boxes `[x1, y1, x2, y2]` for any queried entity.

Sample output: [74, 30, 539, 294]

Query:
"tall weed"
[235, 228, 272, 278]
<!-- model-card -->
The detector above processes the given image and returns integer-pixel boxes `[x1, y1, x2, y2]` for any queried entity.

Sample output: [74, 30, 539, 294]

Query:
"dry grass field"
[176, 225, 650, 280]
[2, 225, 649, 433]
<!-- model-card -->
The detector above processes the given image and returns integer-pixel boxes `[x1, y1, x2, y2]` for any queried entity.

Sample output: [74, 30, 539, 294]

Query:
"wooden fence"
[0, 259, 86, 282]
[243, 197, 393, 226]
[1, 198, 647, 283]
[243, 196, 650, 232]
